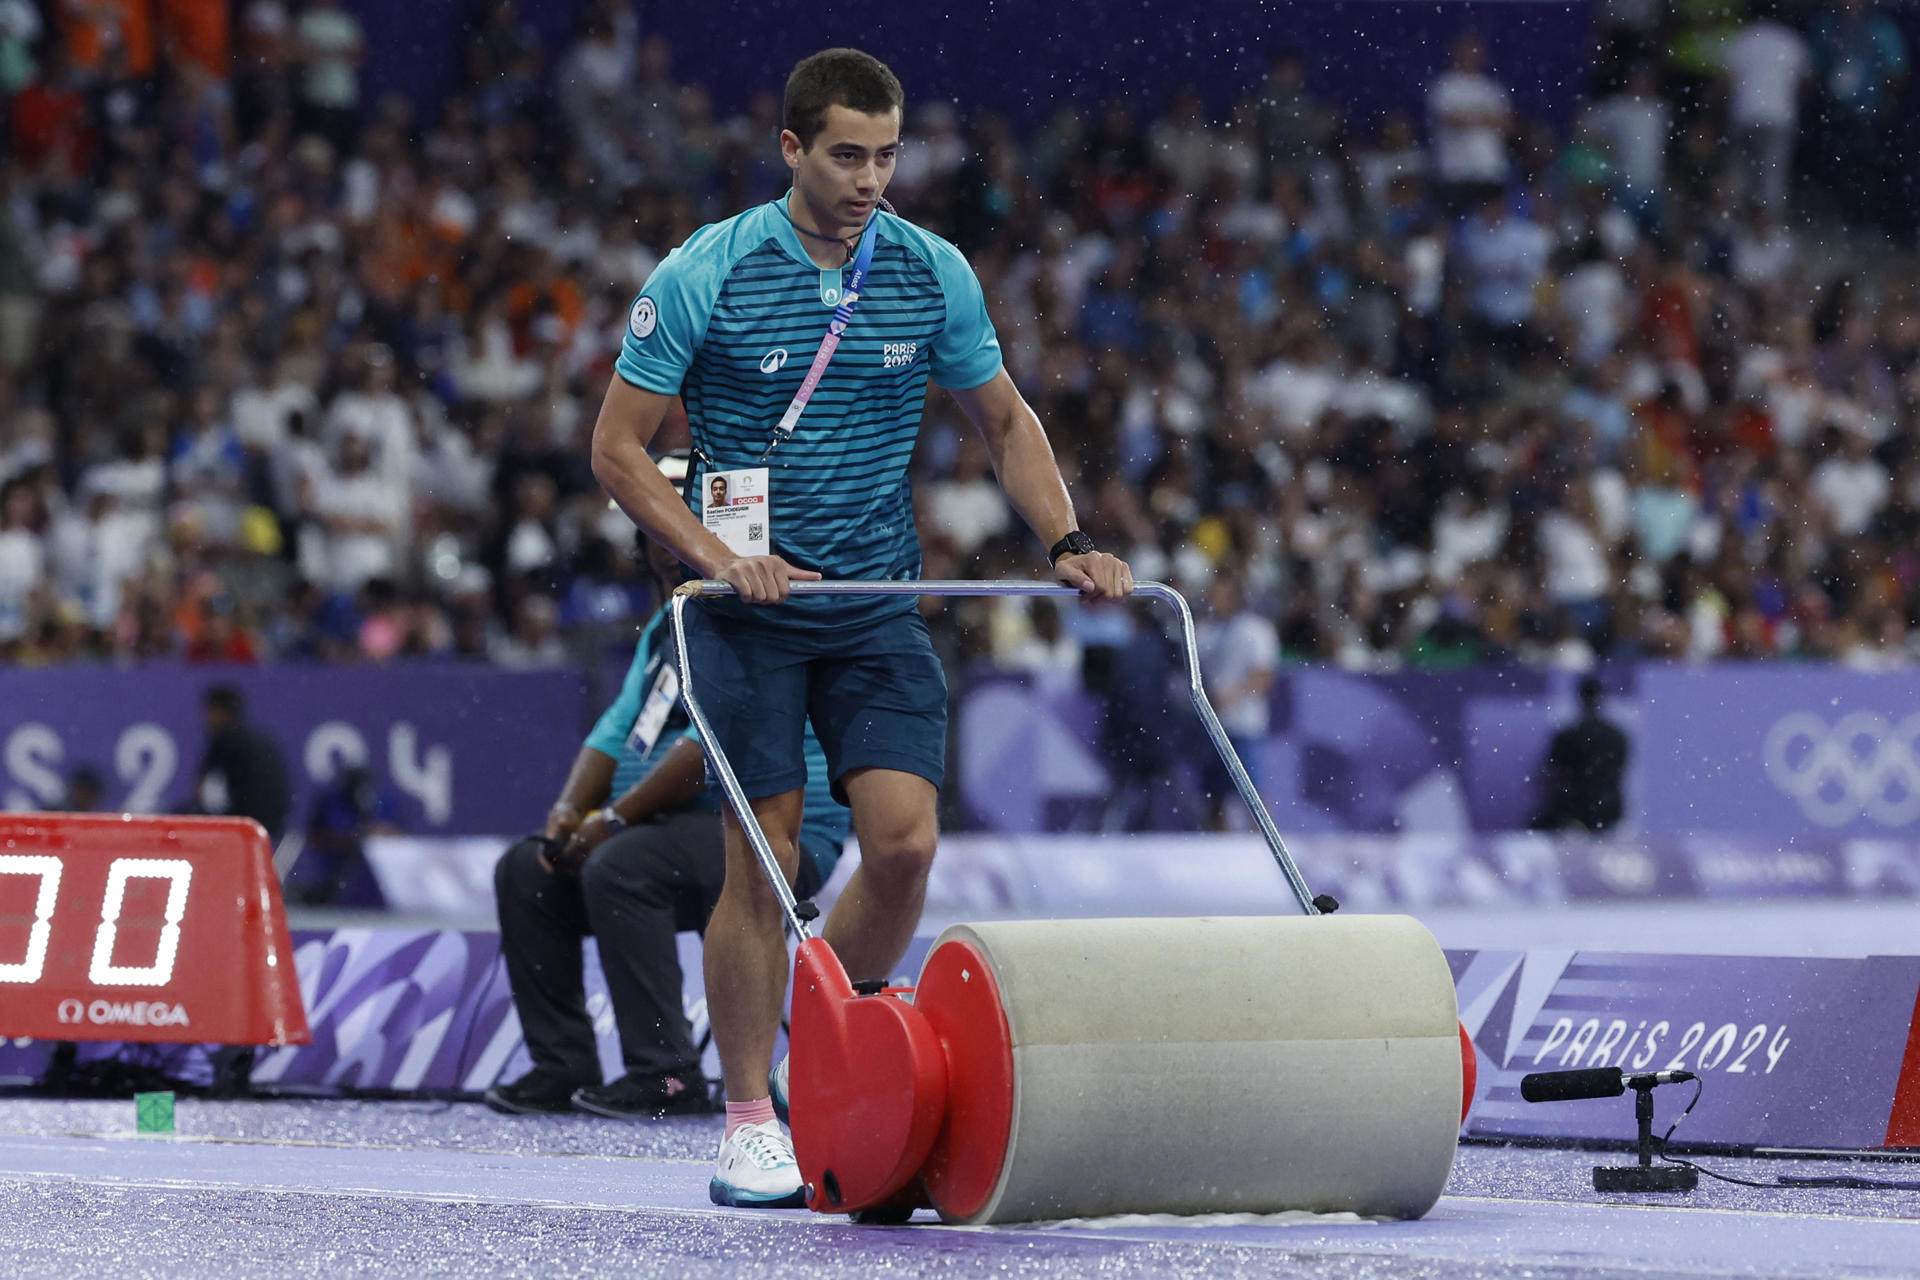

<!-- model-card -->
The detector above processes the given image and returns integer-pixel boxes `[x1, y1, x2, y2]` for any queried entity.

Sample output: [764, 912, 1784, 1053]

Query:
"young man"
[590, 48, 1133, 1208]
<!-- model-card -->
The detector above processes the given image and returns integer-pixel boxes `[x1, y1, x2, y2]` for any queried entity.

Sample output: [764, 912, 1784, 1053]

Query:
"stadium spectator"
[1196, 569, 1280, 829]
[310, 432, 398, 592]
[0, 0, 1911, 688]
[188, 683, 290, 844]
[1723, 3, 1812, 210]
[1585, 62, 1670, 232]
[288, 762, 400, 906]
[1811, 426, 1890, 537]
[1529, 677, 1630, 833]
[1000, 596, 1082, 689]
[0, 472, 43, 641]
[1454, 193, 1552, 343]
[61, 762, 106, 811]
[293, 0, 363, 152]
[1427, 32, 1511, 207]
[490, 591, 567, 669]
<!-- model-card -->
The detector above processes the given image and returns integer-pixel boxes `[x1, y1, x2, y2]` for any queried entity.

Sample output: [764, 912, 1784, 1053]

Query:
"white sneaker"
[709, 1118, 806, 1209]
[769, 1056, 790, 1124]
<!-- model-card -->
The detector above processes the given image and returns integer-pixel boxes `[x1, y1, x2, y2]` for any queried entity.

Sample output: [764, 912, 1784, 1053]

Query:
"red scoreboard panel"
[0, 814, 309, 1046]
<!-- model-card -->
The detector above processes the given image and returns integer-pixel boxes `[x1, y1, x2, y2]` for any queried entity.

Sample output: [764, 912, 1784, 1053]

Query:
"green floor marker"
[135, 1091, 175, 1134]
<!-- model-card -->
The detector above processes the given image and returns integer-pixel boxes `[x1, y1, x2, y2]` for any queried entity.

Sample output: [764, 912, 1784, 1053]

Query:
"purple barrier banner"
[1456, 948, 1920, 1150]
[960, 666, 1920, 841]
[0, 665, 585, 836]
[15, 661, 1920, 844]
[9, 926, 1915, 1155]
[1635, 668, 1920, 839]
[249, 929, 521, 1094]
[0, 929, 612, 1094]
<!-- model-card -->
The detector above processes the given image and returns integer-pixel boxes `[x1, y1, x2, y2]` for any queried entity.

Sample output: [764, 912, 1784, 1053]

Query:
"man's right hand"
[718, 555, 823, 605]
[544, 805, 582, 842]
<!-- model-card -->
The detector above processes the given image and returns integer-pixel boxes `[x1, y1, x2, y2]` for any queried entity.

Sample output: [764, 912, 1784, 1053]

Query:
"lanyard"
[761, 211, 881, 461]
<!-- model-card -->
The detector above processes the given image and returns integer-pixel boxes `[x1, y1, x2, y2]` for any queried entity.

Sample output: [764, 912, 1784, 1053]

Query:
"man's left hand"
[565, 808, 624, 861]
[1055, 551, 1135, 601]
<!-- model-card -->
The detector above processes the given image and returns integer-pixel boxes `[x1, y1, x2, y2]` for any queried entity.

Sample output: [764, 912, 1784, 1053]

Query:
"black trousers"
[494, 812, 726, 1082]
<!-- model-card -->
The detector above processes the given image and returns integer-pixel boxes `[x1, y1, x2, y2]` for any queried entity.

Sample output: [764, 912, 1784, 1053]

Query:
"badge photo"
[700, 466, 772, 559]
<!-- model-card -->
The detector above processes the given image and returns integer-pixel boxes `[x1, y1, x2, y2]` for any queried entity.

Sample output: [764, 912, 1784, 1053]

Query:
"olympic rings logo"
[1762, 711, 1920, 827]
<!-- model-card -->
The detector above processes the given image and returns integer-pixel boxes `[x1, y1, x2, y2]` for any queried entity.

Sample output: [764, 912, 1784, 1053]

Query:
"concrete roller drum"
[671, 580, 1475, 1225]
[913, 914, 1463, 1223]
[787, 913, 1465, 1224]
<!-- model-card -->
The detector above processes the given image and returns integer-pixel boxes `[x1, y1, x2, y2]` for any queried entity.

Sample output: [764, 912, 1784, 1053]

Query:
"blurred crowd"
[0, 0, 1918, 675]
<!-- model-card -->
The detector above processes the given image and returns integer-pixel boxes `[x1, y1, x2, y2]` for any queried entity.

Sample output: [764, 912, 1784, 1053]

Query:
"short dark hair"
[1578, 677, 1604, 710]
[783, 48, 904, 149]
[204, 685, 246, 718]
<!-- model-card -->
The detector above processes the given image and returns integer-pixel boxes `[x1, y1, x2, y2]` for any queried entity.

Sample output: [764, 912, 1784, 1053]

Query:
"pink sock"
[725, 1097, 776, 1137]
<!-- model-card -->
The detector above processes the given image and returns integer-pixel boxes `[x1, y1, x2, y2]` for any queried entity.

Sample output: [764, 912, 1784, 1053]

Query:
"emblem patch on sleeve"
[629, 296, 658, 340]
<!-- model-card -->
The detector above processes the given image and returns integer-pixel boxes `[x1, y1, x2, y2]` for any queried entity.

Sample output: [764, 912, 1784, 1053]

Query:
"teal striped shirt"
[616, 196, 1003, 629]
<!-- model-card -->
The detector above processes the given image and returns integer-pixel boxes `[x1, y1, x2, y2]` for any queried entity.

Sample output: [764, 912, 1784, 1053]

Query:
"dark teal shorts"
[675, 604, 948, 804]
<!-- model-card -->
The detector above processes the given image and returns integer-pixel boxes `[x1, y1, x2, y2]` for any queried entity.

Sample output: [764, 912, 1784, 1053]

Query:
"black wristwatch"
[1048, 530, 1098, 566]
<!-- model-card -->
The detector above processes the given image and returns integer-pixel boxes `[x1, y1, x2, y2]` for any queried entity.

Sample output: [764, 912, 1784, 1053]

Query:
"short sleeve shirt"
[615, 197, 1002, 627]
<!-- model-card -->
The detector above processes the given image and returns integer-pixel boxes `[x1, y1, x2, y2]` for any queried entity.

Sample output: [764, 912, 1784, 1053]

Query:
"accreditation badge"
[700, 466, 772, 558]
[627, 660, 680, 757]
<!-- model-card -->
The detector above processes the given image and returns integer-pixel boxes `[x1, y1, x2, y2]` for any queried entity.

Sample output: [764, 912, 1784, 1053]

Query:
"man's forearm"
[588, 377, 739, 577]
[608, 737, 708, 825]
[552, 747, 617, 818]
[591, 432, 735, 577]
[981, 400, 1079, 551]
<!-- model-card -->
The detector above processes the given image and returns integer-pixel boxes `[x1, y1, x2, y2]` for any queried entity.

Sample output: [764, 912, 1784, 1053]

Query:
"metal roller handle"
[668, 579, 1323, 940]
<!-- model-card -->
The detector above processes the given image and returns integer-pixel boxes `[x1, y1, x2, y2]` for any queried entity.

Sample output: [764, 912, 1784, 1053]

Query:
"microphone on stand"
[1520, 1066, 1695, 1103]
[1518, 1065, 1700, 1193]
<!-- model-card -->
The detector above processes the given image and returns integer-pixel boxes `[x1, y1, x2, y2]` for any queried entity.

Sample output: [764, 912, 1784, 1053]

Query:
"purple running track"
[0, 1099, 1916, 1278]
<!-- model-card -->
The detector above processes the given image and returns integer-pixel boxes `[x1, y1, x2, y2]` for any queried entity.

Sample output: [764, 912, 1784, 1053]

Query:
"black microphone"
[1521, 1066, 1698, 1102]
[1521, 1067, 1627, 1102]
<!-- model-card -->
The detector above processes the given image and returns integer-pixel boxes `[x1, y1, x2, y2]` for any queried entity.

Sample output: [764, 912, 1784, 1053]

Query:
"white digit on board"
[0, 855, 62, 982]
[389, 722, 452, 825]
[88, 858, 193, 985]
[3, 724, 65, 811]
[115, 723, 178, 814]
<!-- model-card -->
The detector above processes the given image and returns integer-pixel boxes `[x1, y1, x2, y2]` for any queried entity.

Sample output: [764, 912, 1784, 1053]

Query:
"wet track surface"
[0, 1098, 1914, 1278]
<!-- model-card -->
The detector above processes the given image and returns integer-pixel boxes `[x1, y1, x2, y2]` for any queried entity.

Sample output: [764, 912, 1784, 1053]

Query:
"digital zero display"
[0, 814, 309, 1046]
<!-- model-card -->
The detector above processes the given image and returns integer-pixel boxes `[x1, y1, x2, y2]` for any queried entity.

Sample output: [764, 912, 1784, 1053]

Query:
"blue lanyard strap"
[762, 212, 881, 460]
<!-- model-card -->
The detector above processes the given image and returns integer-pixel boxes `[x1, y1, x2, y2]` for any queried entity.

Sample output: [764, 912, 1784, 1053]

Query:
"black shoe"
[484, 1069, 591, 1115]
[573, 1070, 713, 1119]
